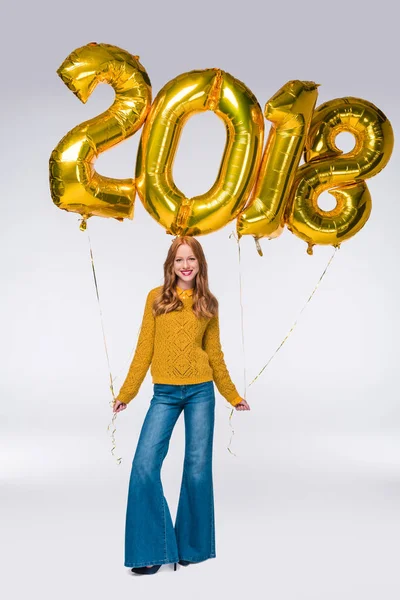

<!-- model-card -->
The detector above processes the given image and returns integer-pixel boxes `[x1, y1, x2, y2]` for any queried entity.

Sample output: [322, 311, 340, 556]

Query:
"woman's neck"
[176, 279, 195, 291]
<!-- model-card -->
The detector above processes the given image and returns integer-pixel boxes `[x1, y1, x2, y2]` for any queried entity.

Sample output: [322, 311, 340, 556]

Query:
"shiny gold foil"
[237, 80, 319, 240]
[286, 97, 394, 253]
[49, 42, 152, 221]
[135, 69, 264, 236]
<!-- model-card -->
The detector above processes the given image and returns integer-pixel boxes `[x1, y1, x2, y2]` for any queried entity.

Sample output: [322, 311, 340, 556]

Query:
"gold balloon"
[49, 42, 152, 221]
[237, 80, 319, 241]
[135, 69, 264, 236]
[285, 97, 394, 254]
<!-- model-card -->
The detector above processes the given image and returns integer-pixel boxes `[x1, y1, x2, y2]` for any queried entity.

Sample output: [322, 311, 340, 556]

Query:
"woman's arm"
[203, 313, 243, 407]
[114, 289, 156, 405]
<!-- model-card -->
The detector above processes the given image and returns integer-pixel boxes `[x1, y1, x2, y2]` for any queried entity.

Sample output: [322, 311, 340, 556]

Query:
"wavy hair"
[153, 236, 218, 319]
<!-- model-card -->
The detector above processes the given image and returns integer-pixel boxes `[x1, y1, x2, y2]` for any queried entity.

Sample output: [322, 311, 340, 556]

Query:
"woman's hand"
[235, 398, 250, 411]
[113, 400, 127, 413]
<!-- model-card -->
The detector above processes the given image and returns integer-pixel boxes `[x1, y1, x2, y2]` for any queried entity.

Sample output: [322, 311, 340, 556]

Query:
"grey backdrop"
[2, 0, 399, 598]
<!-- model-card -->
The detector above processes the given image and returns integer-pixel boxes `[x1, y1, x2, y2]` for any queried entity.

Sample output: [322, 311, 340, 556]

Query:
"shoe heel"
[174, 562, 177, 571]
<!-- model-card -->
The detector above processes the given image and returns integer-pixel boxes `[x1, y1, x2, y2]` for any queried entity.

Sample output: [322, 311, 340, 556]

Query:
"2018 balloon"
[50, 43, 394, 252]
[135, 68, 264, 236]
[49, 42, 152, 223]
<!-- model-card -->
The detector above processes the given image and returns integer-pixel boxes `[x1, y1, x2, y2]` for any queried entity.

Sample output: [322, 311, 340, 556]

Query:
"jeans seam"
[157, 459, 167, 563]
[178, 554, 216, 562]
[211, 476, 215, 556]
[125, 556, 179, 568]
[211, 401, 215, 556]
[125, 554, 215, 568]
[175, 457, 188, 547]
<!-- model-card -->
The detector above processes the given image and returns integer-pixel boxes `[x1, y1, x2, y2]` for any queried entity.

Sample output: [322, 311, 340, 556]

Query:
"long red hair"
[153, 236, 218, 319]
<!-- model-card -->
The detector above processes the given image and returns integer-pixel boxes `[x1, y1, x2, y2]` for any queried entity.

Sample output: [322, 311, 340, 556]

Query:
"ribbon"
[248, 245, 339, 387]
[82, 217, 122, 465]
[228, 231, 339, 456]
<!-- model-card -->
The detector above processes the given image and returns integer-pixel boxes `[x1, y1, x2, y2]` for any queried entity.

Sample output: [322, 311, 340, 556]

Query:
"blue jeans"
[124, 381, 216, 568]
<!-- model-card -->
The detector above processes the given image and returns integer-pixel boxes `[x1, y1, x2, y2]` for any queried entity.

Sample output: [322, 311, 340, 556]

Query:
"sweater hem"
[151, 376, 241, 406]
[152, 375, 214, 386]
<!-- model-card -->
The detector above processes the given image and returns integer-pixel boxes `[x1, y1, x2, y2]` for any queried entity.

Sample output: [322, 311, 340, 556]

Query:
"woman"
[113, 235, 250, 575]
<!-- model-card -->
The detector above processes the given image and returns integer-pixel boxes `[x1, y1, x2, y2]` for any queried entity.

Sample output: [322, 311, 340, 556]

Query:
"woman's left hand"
[235, 398, 250, 411]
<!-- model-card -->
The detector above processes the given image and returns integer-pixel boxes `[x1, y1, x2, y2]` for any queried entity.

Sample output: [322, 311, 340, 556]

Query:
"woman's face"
[174, 243, 199, 287]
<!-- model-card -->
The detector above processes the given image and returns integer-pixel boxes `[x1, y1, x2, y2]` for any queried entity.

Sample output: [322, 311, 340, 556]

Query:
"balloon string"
[225, 230, 249, 457]
[248, 245, 339, 387]
[82, 218, 122, 465]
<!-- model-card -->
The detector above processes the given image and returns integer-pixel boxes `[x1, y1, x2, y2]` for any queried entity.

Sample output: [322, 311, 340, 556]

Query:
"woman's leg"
[174, 381, 216, 562]
[124, 385, 183, 568]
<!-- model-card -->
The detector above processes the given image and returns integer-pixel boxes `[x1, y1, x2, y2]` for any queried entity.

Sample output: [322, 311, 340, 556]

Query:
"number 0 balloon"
[135, 68, 264, 236]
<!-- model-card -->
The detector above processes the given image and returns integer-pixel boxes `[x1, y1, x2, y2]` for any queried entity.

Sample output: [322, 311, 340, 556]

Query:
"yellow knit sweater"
[115, 285, 243, 407]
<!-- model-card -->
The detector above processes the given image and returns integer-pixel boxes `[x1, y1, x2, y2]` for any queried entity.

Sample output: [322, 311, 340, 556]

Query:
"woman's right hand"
[113, 400, 127, 413]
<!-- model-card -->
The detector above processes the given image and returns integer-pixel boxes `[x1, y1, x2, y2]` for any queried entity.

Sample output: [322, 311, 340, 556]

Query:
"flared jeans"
[124, 381, 216, 568]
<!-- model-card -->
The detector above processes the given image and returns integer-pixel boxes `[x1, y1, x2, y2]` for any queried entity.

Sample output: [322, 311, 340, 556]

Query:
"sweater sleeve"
[203, 313, 243, 407]
[115, 289, 156, 404]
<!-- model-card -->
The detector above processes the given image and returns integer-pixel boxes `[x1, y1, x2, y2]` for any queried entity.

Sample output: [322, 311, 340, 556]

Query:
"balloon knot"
[255, 237, 263, 256]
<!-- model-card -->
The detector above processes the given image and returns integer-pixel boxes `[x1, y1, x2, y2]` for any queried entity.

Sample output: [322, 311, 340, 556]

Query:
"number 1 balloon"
[236, 80, 319, 241]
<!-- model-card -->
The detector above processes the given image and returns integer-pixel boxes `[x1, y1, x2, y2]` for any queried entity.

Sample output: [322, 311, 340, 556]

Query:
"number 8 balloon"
[285, 97, 394, 254]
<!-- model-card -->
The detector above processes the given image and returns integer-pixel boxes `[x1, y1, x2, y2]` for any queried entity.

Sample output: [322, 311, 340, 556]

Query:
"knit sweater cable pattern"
[115, 286, 242, 407]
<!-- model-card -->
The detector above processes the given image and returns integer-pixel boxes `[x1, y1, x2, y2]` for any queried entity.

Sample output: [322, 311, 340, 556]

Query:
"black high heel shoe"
[131, 564, 162, 575]
[131, 562, 178, 574]
[178, 559, 191, 566]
